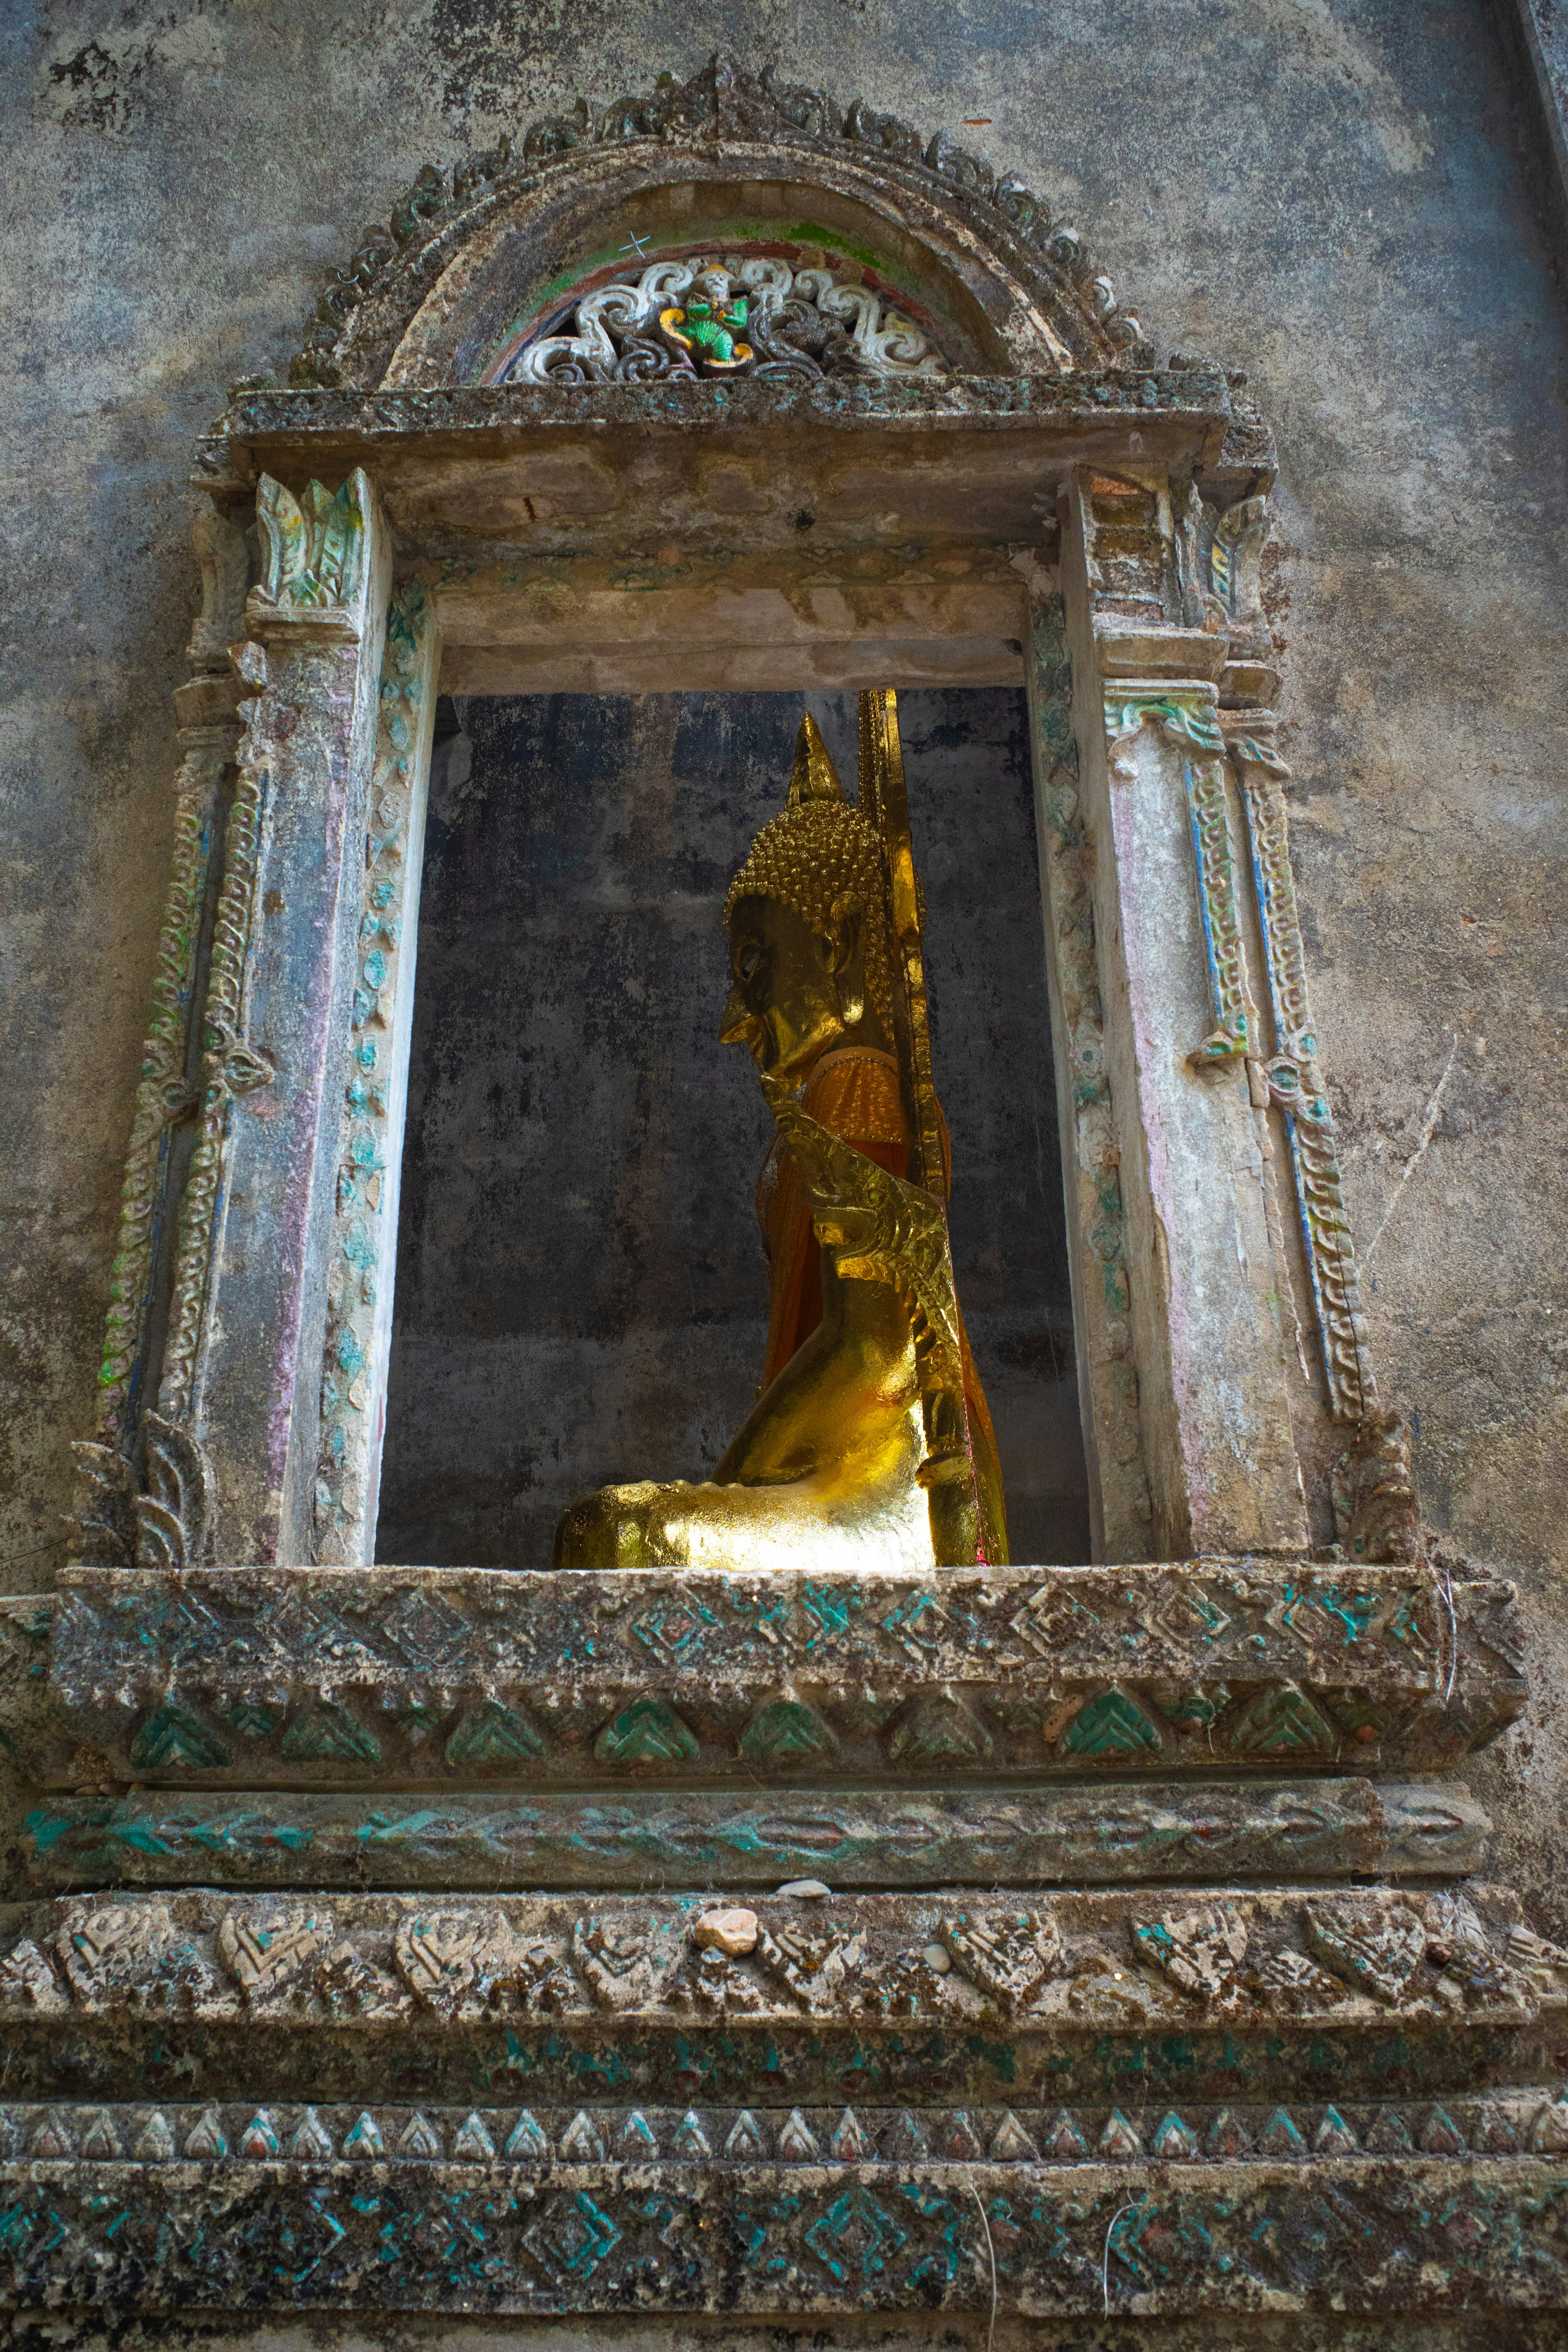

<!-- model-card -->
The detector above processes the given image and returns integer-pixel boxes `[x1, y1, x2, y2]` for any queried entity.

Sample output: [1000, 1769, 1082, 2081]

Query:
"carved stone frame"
[74, 56, 1408, 1575]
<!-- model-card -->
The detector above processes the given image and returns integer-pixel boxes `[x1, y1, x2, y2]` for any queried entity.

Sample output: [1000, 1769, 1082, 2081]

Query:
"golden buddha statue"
[553, 690, 1008, 1573]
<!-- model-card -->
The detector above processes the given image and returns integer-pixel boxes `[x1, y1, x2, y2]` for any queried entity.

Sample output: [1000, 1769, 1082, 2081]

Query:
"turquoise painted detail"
[1102, 2194, 1157, 2287]
[444, 1699, 545, 1766]
[1385, 1593, 1432, 1650]
[888, 1690, 993, 1765]
[895, 2180, 971, 2287]
[1165, 1587, 1231, 1641]
[877, 1590, 943, 1649]
[26, 1804, 105, 1855]
[527, 2190, 620, 2278]
[739, 1694, 840, 1764]
[218, 1703, 280, 1741]
[1258, 2106, 1306, 2155]
[593, 1697, 699, 1767]
[804, 2185, 909, 2284]
[629, 1596, 715, 1659]
[392, 1704, 444, 1740]
[129, 1703, 232, 1771]
[281, 1701, 382, 1764]
[1061, 1689, 1162, 1757]
[802, 1583, 865, 1641]
[1229, 1683, 1336, 1758]
[341, 2112, 383, 2158]
[1315, 1586, 1378, 1641]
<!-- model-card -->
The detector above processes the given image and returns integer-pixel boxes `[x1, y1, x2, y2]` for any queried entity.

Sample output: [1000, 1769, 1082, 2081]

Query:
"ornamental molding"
[4, 2142, 1566, 2314]
[274, 51, 1149, 395]
[19, 1777, 1490, 1895]
[8, 2090, 1559, 2172]
[3, 1884, 1561, 2032]
[21, 1563, 1523, 1791]
[314, 582, 435, 1563]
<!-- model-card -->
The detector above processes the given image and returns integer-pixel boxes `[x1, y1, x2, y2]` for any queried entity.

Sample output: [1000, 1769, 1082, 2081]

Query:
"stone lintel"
[432, 542, 1033, 694]
[442, 636, 1027, 693]
[194, 374, 1230, 561]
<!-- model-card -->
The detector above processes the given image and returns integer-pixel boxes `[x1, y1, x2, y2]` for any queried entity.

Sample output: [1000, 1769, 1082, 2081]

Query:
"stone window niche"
[376, 687, 1088, 1569]
[33, 63, 1555, 2343]
[70, 65, 1414, 1581]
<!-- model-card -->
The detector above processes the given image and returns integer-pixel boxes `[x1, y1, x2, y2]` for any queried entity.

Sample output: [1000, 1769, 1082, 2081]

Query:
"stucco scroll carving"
[506, 255, 949, 384]
[1106, 691, 1252, 1072]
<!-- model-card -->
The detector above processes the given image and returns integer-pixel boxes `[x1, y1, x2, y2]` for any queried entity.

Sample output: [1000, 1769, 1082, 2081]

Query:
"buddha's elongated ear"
[827, 892, 865, 1024]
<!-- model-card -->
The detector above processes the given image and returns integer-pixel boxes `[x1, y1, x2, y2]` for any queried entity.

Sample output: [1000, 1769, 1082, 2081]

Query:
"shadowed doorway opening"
[376, 688, 1088, 1567]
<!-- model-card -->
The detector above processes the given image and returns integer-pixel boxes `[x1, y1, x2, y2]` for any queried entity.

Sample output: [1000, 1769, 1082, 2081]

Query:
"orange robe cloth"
[753, 1045, 1000, 1473]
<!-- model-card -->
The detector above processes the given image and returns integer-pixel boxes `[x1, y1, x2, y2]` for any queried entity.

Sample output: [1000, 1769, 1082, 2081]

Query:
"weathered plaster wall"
[1, 1, 1565, 1908]
[378, 686, 1084, 1568]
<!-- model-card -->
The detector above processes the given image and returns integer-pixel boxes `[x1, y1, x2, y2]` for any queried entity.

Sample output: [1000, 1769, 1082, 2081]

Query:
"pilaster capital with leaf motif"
[1104, 682, 1225, 780]
[245, 468, 378, 643]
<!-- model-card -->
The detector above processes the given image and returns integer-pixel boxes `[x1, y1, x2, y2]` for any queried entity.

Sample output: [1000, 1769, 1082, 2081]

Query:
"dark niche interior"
[376, 688, 1089, 1567]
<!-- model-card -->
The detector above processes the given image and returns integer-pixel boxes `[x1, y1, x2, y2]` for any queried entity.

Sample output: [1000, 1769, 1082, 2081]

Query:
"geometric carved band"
[17, 1778, 1490, 1891]
[12, 2090, 1567, 2168]
[28, 1563, 1525, 1785]
[2, 2149, 1566, 2313]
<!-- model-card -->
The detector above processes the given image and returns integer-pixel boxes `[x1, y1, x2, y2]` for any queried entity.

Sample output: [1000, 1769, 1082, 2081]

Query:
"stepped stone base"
[0, 1561, 1559, 2327]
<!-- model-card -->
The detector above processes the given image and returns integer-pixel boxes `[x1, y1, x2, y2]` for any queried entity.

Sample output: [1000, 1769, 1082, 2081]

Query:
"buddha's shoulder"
[802, 1048, 906, 1143]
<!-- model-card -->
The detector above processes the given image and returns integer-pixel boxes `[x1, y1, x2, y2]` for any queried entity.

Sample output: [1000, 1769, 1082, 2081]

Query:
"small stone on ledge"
[695, 1906, 759, 1955]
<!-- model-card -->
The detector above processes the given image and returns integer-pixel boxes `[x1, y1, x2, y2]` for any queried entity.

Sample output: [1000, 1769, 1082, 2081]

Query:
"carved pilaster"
[164, 467, 392, 1564]
[1061, 468, 1309, 1559]
[1227, 717, 1376, 1422]
[1223, 710, 1418, 1563]
[71, 506, 250, 1566]
[314, 583, 439, 1564]
[157, 641, 277, 1430]
[1023, 586, 1152, 1561]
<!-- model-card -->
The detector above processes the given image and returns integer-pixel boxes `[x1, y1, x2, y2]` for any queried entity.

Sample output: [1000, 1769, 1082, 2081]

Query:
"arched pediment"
[284, 53, 1150, 394]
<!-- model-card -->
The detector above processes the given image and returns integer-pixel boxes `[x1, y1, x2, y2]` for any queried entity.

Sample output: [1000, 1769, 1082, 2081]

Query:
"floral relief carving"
[251, 471, 370, 617]
[8, 1886, 1562, 2031]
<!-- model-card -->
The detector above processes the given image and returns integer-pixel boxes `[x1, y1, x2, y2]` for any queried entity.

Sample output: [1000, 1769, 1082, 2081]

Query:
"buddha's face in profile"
[721, 893, 872, 1086]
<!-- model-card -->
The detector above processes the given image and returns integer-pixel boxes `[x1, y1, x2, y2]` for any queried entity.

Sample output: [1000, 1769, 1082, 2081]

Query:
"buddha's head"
[720, 713, 897, 1085]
